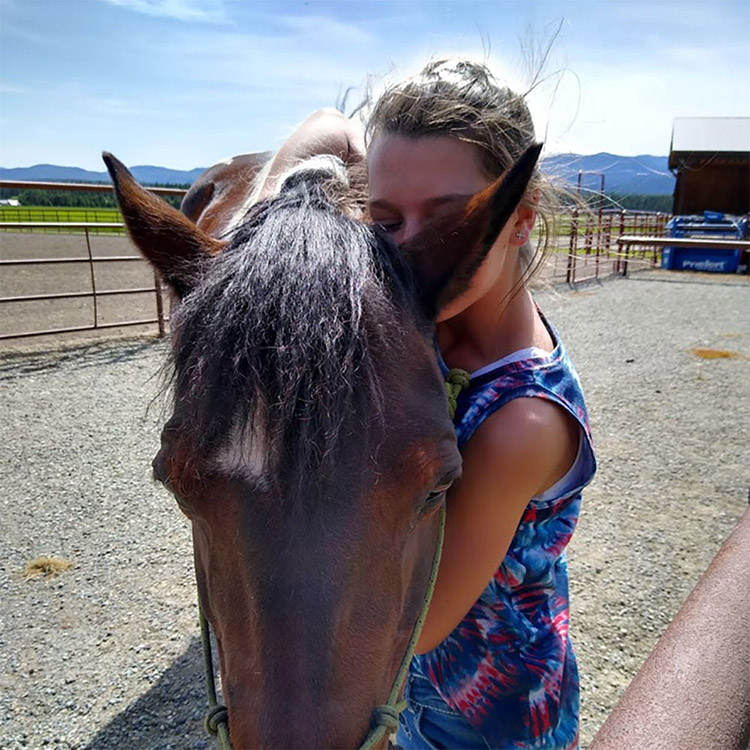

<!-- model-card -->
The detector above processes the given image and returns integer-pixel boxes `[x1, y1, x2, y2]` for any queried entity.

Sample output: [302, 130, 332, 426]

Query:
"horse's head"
[104, 144, 540, 749]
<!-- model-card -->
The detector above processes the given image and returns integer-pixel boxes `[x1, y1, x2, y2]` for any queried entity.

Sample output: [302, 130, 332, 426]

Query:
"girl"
[366, 59, 596, 750]
[260, 59, 596, 749]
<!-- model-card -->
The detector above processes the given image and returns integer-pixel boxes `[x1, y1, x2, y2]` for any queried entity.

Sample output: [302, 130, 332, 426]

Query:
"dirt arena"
[0, 235, 748, 748]
[0, 231, 167, 348]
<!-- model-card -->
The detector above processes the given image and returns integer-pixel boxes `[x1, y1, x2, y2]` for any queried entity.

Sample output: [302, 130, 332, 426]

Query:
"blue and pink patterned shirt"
[415, 311, 596, 749]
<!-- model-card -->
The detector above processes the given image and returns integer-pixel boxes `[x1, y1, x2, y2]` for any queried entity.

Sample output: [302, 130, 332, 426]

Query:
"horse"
[103, 141, 541, 749]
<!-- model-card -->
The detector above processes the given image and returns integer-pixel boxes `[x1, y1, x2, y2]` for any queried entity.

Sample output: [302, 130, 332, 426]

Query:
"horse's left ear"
[102, 152, 226, 298]
[400, 142, 543, 318]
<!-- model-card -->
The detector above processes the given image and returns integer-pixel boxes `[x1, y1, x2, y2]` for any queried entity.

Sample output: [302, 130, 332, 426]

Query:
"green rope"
[360, 369, 469, 747]
[199, 605, 231, 750]
[359, 502, 447, 749]
[445, 368, 471, 421]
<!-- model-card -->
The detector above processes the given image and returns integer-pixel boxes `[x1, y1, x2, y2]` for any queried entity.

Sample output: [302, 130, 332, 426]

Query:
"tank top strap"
[453, 317, 591, 444]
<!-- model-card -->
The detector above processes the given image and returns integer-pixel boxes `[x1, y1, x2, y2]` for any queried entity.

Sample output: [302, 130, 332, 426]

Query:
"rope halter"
[446, 368, 471, 420]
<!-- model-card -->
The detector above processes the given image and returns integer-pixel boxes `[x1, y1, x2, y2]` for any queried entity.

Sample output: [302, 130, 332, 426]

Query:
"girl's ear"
[102, 152, 226, 298]
[399, 143, 542, 319]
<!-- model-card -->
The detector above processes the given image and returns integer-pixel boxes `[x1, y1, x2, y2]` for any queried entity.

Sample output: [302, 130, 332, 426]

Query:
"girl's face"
[367, 134, 489, 243]
[367, 134, 531, 321]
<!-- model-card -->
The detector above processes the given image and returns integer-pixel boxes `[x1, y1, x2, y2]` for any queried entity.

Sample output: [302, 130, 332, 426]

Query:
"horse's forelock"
[168, 180, 417, 492]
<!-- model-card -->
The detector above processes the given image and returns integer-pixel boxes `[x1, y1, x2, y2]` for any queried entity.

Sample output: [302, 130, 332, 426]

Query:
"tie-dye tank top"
[415, 312, 596, 749]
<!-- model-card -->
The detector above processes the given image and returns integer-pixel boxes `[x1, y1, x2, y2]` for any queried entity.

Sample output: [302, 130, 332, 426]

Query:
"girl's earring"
[515, 231, 525, 241]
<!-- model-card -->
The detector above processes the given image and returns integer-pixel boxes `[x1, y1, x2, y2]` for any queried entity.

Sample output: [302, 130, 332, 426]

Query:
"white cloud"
[277, 14, 375, 45]
[99, 0, 227, 24]
[0, 82, 28, 94]
[147, 16, 383, 104]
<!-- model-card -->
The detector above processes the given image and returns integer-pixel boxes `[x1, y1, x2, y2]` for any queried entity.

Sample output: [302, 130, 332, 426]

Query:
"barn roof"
[670, 117, 750, 155]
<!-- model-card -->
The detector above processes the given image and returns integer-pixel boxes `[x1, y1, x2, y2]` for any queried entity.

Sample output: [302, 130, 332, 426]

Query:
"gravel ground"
[1, 271, 748, 750]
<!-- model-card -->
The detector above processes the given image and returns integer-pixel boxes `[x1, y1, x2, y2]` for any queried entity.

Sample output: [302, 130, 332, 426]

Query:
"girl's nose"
[400, 217, 424, 244]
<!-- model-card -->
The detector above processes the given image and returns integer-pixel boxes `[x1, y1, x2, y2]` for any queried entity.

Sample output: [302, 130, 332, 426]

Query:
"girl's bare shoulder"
[462, 396, 580, 500]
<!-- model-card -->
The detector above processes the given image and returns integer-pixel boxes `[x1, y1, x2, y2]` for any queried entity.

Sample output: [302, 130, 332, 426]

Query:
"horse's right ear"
[400, 143, 543, 319]
[102, 152, 226, 298]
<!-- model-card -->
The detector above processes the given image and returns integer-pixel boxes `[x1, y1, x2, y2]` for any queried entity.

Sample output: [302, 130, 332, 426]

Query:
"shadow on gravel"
[0, 338, 165, 380]
[84, 637, 214, 750]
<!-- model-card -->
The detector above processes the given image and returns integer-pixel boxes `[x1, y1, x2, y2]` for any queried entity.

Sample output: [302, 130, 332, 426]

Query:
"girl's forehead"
[367, 133, 488, 204]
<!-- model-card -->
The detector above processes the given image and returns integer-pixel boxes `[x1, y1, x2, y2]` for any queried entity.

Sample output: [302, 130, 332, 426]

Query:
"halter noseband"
[199, 368, 469, 749]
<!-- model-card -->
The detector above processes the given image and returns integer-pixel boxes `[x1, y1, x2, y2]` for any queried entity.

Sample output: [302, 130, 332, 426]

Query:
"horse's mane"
[170, 177, 417, 490]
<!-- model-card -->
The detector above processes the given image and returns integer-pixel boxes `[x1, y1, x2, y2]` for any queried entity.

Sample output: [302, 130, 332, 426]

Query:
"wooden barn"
[669, 117, 750, 216]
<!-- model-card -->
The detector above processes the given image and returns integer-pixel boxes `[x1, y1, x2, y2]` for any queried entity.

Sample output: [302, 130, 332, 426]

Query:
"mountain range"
[0, 163, 207, 186]
[0, 153, 676, 195]
[542, 153, 674, 195]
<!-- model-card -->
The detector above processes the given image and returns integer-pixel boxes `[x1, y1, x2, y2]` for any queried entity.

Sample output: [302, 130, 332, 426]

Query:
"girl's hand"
[259, 109, 365, 199]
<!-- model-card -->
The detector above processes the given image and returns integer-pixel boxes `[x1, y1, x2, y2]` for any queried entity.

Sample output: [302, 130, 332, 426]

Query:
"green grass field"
[0, 206, 125, 234]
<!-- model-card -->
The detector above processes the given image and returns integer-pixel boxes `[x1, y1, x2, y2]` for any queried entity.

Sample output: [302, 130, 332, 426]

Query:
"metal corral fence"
[0, 180, 186, 341]
[544, 208, 670, 285]
[0, 179, 672, 342]
[0, 223, 168, 341]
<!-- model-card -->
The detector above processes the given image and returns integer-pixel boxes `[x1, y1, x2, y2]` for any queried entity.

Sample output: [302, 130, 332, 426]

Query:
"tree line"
[0, 186, 186, 210]
[600, 193, 673, 213]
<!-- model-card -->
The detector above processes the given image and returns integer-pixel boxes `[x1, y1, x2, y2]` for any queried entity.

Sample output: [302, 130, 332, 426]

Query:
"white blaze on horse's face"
[214, 413, 270, 485]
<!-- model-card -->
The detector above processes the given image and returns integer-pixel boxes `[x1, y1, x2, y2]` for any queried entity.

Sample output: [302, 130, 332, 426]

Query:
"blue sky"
[1, 0, 748, 170]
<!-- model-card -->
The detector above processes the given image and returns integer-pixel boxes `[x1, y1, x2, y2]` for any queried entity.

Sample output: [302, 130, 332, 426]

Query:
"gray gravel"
[1, 270, 748, 750]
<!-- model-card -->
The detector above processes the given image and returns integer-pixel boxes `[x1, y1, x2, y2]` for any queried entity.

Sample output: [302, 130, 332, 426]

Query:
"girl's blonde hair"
[366, 59, 558, 287]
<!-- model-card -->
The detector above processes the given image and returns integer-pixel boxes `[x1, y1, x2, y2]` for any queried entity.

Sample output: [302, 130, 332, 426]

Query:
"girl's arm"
[589, 506, 750, 750]
[415, 396, 580, 654]
[259, 108, 365, 199]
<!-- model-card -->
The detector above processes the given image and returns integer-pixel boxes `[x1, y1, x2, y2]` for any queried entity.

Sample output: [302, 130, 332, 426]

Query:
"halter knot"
[205, 704, 229, 736]
[371, 700, 407, 734]
[445, 368, 471, 420]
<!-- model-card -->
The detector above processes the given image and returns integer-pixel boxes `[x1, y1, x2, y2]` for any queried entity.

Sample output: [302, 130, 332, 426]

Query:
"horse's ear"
[102, 152, 226, 298]
[400, 143, 543, 319]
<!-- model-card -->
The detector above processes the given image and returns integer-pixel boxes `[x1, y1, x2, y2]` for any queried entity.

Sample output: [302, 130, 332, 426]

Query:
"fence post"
[566, 208, 579, 284]
[604, 213, 613, 275]
[154, 272, 166, 338]
[596, 174, 605, 264]
[85, 227, 99, 329]
[615, 210, 626, 274]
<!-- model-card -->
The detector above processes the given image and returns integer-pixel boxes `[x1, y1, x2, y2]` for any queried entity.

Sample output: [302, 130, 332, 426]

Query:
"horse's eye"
[420, 477, 456, 516]
[431, 479, 455, 496]
[152, 454, 172, 490]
